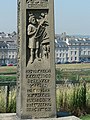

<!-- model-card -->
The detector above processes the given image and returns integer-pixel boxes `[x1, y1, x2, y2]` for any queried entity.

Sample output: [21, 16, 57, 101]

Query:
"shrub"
[0, 86, 16, 113]
[56, 82, 90, 117]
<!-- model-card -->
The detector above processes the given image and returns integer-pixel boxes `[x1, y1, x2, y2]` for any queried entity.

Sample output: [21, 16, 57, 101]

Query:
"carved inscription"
[26, 69, 52, 112]
[17, 0, 56, 118]
[26, 0, 48, 8]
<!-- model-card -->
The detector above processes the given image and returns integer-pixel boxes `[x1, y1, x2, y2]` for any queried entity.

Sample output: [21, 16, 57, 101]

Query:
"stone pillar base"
[0, 113, 81, 120]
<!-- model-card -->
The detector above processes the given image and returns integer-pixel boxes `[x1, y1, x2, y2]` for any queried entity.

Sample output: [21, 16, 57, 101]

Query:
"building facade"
[55, 33, 90, 63]
[55, 36, 68, 63]
[0, 32, 17, 65]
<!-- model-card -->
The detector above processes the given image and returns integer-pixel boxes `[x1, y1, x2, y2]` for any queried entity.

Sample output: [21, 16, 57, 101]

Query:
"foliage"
[80, 114, 90, 120]
[56, 63, 90, 81]
[7, 87, 16, 113]
[56, 69, 90, 81]
[56, 83, 90, 117]
[0, 89, 6, 112]
[0, 65, 90, 115]
[56, 63, 90, 117]
[56, 69, 64, 80]
[0, 86, 16, 113]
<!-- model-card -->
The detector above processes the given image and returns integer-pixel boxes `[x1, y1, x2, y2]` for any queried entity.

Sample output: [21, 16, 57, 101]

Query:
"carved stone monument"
[17, 0, 56, 119]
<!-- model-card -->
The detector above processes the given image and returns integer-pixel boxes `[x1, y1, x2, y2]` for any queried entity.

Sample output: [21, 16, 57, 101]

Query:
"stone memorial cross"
[17, 0, 56, 119]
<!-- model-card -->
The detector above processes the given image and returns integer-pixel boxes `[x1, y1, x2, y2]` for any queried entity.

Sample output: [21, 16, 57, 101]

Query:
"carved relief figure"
[39, 13, 50, 59]
[42, 44, 50, 58]
[43, 45, 47, 58]
[36, 13, 49, 58]
[27, 14, 38, 63]
[27, 12, 50, 64]
[40, 13, 49, 41]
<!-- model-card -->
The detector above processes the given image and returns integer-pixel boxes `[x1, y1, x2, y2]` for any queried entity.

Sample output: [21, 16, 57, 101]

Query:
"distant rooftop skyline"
[0, 0, 90, 35]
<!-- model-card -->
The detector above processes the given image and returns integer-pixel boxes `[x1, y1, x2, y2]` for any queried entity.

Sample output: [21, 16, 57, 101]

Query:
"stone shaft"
[17, 0, 56, 119]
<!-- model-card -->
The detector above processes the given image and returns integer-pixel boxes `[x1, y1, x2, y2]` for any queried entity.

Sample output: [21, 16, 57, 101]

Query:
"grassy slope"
[0, 66, 16, 73]
[56, 63, 90, 70]
[56, 63, 90, 81]
[0, 64, 90, 81]
[0, 66, 17, 81]
[0, 63, 90, 73]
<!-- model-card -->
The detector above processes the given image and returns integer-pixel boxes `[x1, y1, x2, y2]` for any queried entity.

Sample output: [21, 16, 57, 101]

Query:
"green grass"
[56, 69, 90, 81]
[1, 63, 90, 74]
[0, 66, 17, 81]
[56, 63, 90, 70]
[80, 114, 90, 120]
[0, 66, 16, 74]
[0, 76, 16, 81]
[56, 63, 90, 81]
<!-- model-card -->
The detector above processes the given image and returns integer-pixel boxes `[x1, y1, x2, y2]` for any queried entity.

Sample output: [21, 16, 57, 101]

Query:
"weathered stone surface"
[0, 113, 16, 120]
[17, 0, 56, 119]
[0, 114, 81, 120]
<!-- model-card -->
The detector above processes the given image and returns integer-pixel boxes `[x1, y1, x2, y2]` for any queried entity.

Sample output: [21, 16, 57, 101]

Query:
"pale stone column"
[17, 0, 56, 119]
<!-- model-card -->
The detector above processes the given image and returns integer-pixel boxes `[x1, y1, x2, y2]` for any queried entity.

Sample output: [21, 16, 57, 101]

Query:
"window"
[79, 43, 81, 45]
[9, 55, 11, 58]
[84, 51, 86, 55]
[75, 51, 77, 55]
[12, 55, 14, 58]
[63, 58, 64, 61]
[79, 51, 81, 55]
[71, 51, 73, 55]
[66, 53, 68, 57]
[60, 53, 61, 57]
[75, 57, 77, 60]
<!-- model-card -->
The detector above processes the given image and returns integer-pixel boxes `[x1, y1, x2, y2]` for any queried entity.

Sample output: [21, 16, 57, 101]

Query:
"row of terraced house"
[55, 32, 90, 63]
[0, 32, 17, 65]
[0, 31, 90, 65]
